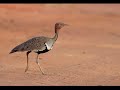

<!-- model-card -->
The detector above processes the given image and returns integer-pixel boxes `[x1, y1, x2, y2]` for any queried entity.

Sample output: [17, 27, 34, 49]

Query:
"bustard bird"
[9, 22, 68, 75]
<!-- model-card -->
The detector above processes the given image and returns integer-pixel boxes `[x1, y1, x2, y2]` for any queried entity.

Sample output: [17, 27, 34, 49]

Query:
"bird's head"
[55, 22, 68, 33]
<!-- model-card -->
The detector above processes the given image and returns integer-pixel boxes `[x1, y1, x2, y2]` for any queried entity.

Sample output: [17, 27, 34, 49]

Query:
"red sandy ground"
[0, 4, 120, 86]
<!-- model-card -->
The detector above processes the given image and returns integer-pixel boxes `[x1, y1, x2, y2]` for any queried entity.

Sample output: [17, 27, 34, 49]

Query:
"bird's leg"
[25, 51, 31, 72]
[36, 54, 45, 75]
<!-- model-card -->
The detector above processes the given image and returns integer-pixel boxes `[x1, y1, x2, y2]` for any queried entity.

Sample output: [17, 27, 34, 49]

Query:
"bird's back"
[10, 36, 50, 54]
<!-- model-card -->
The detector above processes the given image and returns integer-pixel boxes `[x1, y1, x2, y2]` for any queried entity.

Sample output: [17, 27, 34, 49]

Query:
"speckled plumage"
[10, 36, 50, 53]
[9, 22, 68, 74]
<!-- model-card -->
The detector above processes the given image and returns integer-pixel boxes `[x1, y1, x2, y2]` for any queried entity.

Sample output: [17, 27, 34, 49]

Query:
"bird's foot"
[42, 72, 46, 75]
[25, 67, 28, 72]
[39, 70, 46, 75]
[39, 58, 42, 60]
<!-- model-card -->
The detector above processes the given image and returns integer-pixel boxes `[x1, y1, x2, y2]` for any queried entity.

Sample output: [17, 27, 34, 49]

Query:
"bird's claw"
[25, 67, 28, 72]
[42, 72, 46, 75]
[39, 58, 42, 59]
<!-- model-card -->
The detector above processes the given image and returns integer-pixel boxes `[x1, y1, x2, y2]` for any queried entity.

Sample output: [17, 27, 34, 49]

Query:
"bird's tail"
[9, 49, 18, 54]
[9, 42, 25, 54]
[9, 45, 20, 54]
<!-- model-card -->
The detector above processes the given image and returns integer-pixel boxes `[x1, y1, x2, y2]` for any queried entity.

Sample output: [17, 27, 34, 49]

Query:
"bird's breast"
[45, 43, 53, 50]
[45, 39, 54, 50]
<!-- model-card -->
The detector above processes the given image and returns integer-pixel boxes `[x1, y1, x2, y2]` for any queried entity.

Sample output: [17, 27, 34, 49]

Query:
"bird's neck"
[53, 32, 58, 41]
[53, 28, 59, 41]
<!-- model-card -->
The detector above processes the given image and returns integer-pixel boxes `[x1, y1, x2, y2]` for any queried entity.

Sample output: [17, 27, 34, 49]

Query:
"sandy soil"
[0, 4, 120, 86]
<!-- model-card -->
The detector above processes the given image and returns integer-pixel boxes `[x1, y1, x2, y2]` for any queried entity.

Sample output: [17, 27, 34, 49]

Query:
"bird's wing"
[10, 36, 49, 53]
